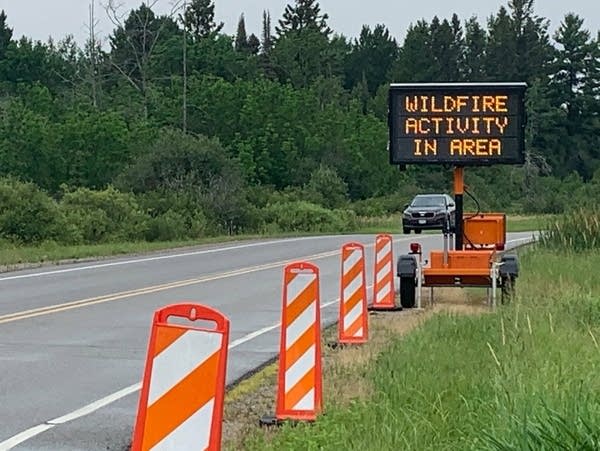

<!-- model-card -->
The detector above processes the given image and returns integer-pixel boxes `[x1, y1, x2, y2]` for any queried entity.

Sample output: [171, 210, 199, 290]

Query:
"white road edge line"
[0, 235, 350, 282]
[0, 235, 533, 449]
[0, 292, 357, 451]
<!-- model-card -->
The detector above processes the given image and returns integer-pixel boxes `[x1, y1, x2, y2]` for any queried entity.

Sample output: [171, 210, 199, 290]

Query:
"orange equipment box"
[462, 213, 506, 250]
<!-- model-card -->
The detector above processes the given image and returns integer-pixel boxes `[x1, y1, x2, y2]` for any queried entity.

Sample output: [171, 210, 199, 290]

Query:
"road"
[0, 232, 533, 450]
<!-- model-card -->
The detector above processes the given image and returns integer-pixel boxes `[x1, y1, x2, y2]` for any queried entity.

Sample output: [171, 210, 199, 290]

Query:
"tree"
[0, 10, 12, 59]
[106, 1, 181, 119]
[261, 10, 273, 54]
[549, 14, 600, 179]
[486, 6, 517, 80]
[464, 16, 487, 80]
[509, 0, 553, 81]
[430, 16, 462, 81]
[391, 20, 434, 82]
[345, 24, 398, 94]
[247, 34, 260, 55]
[486, 1, 552, 82]
[276, 0, 332, 38]
[182, 0, 223, 40]
[235, 14, 249, 52]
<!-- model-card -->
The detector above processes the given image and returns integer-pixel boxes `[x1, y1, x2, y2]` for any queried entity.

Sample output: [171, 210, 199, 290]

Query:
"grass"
[539, 208, 600, 252]
[243, 249, 600, 450]
[0, 214, 547, 269]
[357, 213, 552, 234]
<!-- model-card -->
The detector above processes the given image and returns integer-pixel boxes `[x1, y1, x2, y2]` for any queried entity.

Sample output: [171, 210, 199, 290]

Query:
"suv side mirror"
[404, 203, 409, 209]
[448, 202, 455, 208]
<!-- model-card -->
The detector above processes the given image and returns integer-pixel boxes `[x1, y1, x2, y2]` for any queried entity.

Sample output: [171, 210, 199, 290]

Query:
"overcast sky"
[0, 0, 598, 47]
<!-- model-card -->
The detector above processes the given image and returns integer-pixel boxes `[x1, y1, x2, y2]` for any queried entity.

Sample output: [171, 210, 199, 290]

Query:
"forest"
[0, 0, 598, 245]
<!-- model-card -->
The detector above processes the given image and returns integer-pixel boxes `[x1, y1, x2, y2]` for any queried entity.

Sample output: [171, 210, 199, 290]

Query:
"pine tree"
[509, 0, 552, 81]
[464, 16, 486, 81]
[0, 10, 13, 59]
[235, 14, 249, 52]
[345, 24, 398, 94]
[486, 6, 518, 80]
[247, 34, 260, 55]
[261, 10, 273, 54]
[275, 0, 332, 38]
[182, 0, 223, 40]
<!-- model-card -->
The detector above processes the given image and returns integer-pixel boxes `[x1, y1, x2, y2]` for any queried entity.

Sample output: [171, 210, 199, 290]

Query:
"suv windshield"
[411, 196, 445, 208]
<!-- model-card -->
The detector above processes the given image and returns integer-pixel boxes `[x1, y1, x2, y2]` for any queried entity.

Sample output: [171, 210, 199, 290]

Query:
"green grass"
[540, 208, 600, 252]
[245, 249, 600, 450]
[0, 214, 548, 268]
[356, 214, 551, 235]
[505, 214, 555, 233]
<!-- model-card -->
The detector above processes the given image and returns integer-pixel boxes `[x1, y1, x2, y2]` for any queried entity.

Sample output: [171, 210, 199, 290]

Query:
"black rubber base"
[326, 342, 365, 350]
[368, 305, 403, 312]
[260, 415, 316, 427]
[259, 415, 282, 427]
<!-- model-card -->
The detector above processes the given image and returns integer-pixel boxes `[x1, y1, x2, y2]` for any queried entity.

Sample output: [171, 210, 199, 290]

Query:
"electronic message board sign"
[388, 83, 527, 166]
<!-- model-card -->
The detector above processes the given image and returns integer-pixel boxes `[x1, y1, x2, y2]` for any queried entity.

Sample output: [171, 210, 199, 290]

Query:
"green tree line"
[0, 0, 598, 245]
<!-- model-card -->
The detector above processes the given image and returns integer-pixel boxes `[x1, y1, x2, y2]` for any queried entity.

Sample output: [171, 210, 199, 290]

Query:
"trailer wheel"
[501, 276, 515, 304]
[400, 277, 416, 308]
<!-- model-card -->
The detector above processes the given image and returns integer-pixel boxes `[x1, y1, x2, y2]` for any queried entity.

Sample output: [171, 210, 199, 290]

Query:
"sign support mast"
[454, 166, 464, 250]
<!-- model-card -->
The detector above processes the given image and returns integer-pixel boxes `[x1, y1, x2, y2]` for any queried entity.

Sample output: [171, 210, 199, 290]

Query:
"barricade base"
[260, 415, 316, 427]
[368, 304, 402, 312]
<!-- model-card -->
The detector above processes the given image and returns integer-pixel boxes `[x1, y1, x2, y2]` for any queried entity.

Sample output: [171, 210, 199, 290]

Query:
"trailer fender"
[397, 255, 417, 278]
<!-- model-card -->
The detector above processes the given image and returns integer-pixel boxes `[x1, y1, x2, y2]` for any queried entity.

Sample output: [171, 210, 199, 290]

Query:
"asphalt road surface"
[0, 232, 534, 450]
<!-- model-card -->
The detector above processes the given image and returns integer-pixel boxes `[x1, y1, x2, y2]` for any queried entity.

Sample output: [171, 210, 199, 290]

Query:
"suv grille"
[412, 212, 435, 218]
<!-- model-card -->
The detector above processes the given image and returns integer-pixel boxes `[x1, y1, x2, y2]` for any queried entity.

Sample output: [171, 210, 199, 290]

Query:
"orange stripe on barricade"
[132, 303, 230, 451]
[339, 243, 368, 344]
[274, 262, 322, 422]
[370, 234, 399, 311]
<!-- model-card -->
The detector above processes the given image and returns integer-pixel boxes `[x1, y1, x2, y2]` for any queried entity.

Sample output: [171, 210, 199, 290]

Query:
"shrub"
[304, 165, 349, 209]
[0, 177, 67, 244]
[60, 187, 148, 243]
[263, 201, 354, 233]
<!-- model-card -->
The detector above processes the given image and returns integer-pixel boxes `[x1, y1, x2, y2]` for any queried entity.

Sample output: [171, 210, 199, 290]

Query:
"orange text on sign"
[404, 95, 509, 113]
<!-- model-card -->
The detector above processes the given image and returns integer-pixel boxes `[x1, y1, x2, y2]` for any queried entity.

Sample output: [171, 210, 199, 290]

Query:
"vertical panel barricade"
[132, 303, 230, 451]
[275, 262, 322, 422]
[339, 242, 368, 344]
[370, 234, 399, 311]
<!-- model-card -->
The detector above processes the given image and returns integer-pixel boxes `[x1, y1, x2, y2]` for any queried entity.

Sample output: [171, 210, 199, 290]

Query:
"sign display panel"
[388, 83, 527, 165]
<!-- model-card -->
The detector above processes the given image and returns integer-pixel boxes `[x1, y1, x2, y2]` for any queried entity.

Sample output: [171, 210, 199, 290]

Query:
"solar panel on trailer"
[388, 83, 527, 166]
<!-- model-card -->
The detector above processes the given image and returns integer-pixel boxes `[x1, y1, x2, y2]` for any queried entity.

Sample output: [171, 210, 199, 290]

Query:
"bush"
[304, 165, 349, 209]
[263, 201, 355, 233]
[60, 187, 148, 243]
[0, 177, 67, 244]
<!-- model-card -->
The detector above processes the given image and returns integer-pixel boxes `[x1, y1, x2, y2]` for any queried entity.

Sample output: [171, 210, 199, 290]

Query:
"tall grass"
[245, 250, 600, 450]
[539, 208, 600, 252]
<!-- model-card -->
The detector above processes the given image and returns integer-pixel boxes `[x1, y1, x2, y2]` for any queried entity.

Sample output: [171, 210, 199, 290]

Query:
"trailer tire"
[400, 277, 416, 309]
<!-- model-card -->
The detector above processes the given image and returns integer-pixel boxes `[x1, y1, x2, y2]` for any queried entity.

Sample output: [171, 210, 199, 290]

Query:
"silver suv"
[402, 194, 456, 234]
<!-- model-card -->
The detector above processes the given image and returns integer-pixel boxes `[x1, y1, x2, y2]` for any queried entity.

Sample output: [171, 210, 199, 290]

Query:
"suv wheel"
[403, 227, 411, 234]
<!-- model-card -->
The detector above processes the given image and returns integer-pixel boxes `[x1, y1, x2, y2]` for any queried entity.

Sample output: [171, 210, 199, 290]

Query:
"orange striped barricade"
[261, 262, 323, 426]
[369, 234, 401, 311]
[132, 303, 230, 451]
[338, 242, 368, 344]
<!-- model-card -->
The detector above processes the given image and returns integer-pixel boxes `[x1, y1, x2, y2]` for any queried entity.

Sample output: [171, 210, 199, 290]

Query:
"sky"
[0, 0, 598, 47]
